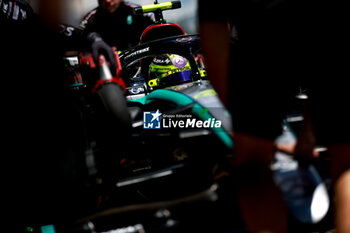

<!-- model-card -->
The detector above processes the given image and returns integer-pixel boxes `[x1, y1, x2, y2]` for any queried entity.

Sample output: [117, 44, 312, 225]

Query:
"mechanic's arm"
[85, 32, 118, 77]
[200, 21, 231, 106]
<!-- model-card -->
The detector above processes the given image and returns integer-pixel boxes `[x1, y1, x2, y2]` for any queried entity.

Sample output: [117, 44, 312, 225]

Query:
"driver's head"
[98, 0, 124, 14]
[148, 54, 192, 88]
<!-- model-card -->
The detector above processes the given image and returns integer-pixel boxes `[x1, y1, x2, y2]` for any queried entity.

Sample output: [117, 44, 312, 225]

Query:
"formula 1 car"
[33, 3, 237, 233]
[53, 1, 332, 233]
[64, 0, 233, 197]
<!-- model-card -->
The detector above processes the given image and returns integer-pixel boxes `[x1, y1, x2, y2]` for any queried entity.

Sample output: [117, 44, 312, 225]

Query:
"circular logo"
[172, 56, 186, 68]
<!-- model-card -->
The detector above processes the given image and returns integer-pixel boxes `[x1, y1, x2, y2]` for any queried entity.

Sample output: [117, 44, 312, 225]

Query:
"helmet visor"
[159, 70, 192, 87]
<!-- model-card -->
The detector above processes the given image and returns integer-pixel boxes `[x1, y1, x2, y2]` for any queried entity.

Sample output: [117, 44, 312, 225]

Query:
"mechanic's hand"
[0, 0, 34, 21]
[87, 32, 117, 76]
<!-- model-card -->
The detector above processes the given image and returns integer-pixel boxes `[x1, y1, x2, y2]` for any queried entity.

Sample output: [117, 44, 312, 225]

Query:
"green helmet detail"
[148, 54, 192, 88]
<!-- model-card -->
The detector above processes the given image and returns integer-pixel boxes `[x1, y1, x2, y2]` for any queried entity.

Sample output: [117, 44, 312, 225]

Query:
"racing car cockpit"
[119, 35, 208, 100]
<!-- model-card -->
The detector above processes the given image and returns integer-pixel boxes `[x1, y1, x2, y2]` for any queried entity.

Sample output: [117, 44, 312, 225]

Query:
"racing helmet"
[148, 54, 192, 88]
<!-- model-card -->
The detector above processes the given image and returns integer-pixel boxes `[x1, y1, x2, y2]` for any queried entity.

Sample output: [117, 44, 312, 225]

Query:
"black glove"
[0, 0, 34, 22]
[87, 32, 117, 77]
